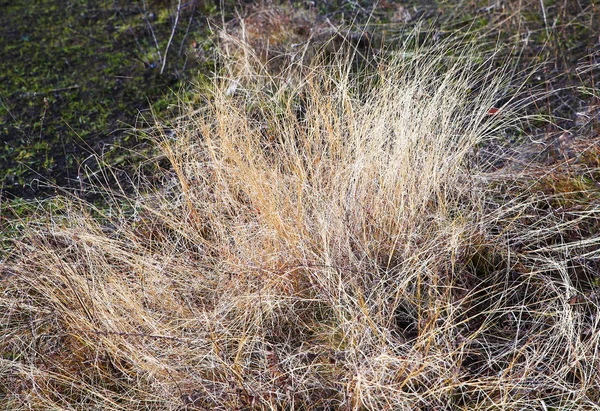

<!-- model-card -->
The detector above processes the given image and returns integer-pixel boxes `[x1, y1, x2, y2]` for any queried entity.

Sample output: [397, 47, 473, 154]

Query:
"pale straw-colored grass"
[2, 31, 599, 410]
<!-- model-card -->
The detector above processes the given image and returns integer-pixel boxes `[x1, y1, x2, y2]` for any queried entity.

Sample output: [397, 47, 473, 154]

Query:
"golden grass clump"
[2, 34, 600, 410]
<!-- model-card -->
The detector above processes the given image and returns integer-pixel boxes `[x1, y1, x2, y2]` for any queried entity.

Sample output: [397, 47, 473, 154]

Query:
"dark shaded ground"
[0, 0, 219, 199]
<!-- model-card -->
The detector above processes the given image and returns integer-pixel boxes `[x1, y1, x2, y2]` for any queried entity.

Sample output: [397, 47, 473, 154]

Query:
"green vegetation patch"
[0, 0, 219, 199]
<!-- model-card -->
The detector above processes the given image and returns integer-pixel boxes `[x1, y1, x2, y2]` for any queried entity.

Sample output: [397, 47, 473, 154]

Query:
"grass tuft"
[2, 29, 600, 410]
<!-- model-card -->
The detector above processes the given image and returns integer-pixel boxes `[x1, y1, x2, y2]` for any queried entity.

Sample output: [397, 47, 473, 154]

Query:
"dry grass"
[2, 29, 600, 410]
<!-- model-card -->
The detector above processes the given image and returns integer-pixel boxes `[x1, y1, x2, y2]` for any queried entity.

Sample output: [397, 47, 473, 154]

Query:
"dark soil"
[0, 0, 219, 199]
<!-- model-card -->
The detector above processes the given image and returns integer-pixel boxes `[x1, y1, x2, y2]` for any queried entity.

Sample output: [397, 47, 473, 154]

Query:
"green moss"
[0, 0, 219, 199]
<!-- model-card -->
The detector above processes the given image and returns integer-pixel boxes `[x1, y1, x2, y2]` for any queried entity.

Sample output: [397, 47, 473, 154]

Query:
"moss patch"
[0, 0, 219, 199]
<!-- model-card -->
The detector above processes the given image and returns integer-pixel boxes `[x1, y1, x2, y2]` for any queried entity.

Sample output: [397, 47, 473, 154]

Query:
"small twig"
[141, 0, 163, 64]
[19, 85, 81, 99]
[177, 0, 199, 58]
[127, 25, 153, 66]
[539, 0, 550, 40]
[161, 0, 183, 75]
[46, 85, 81, 94]
[38, 97, 49, 140]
